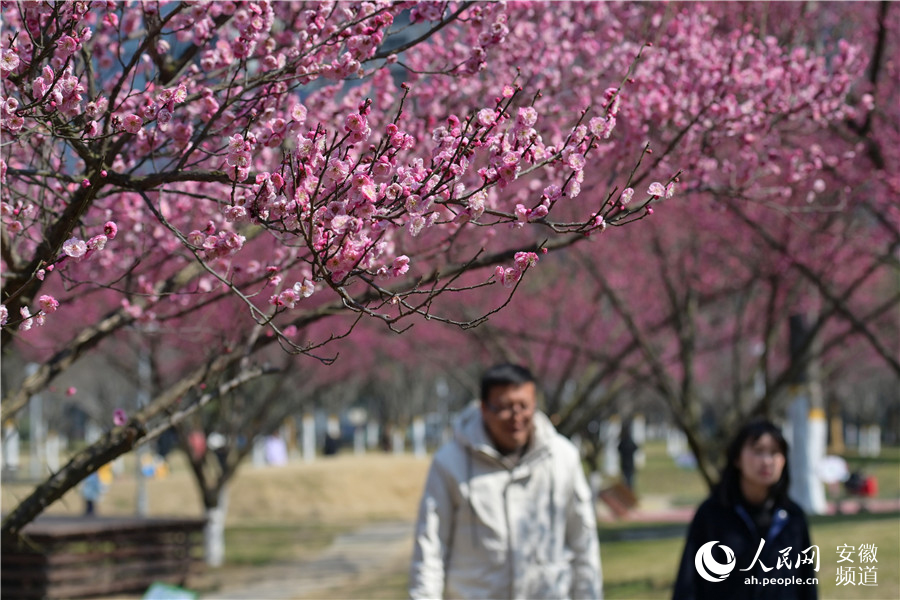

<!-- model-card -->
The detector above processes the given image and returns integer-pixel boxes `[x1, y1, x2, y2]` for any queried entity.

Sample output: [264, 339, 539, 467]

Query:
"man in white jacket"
[409, 364, 602, 599]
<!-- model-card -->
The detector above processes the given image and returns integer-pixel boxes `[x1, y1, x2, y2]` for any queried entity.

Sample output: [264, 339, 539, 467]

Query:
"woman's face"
[736, 433, 786, 491]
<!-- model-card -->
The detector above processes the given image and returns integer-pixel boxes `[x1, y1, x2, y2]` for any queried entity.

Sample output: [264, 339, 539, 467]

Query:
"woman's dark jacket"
[673, 491, 818, 600]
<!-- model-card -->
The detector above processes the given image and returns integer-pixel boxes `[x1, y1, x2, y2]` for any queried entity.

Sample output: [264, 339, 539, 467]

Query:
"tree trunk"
[785, 314, 827, 515]
[204, 485, 229, 567]
[683, 427, 719, 490]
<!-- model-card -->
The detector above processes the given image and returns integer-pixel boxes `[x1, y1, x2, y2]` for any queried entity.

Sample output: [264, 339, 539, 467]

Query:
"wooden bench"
[1, 515, 205, 599]
[598, 481, 638, 519]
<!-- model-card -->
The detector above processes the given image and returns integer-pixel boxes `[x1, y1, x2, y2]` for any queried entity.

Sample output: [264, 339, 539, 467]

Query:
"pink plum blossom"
[62, 237, 88, 258]
[57, 36, 78, 56]
[291, 103, 307, 123]
[589, 115, 616, 139]
[391, 255, 410, 277]
[296, 279, 315, 298]
[477, 108, 496, 127]
[516, 107, 538, 129]
[19, 307, 33, 331]
[345, 113, 367, 133]
[407, 215, 427, 237]
[122, 114, 143, 134]
[87, 235, 107, 250]
[0, 49, 20, 74]
[515, 204, 529, 223]
[648, 182, 666, 197]
[39, 295, 59, 314]
[325, 158, 349, 181]
[514, 251, 539, 271]
[227, 134, 245, 152]
[529, 205, 548, 220]
[494, 266, 522, 288]
[187, 230, 204, 246]
[566, 153, 586, 171]
[275, 287, 300, 309]
[543, 185, 562, 202]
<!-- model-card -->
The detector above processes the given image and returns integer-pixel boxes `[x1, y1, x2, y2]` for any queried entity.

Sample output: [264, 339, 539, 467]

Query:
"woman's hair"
[716, 418, 791, 506]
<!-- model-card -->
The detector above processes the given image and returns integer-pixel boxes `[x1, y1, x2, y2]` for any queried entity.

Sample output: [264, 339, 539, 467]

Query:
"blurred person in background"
[618, 418, 638, 492]
[409, 363, 601, 599]
[80, 463, 112, 516]
[673, 418, 817, 600]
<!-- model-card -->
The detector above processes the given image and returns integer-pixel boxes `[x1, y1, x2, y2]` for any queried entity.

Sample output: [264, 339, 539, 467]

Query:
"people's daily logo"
[694, 539, 826, 587]
[695, 541, 736, 582]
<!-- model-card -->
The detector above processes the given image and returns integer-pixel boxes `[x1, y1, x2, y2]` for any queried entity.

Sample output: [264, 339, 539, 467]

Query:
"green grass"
[634, 441, 709, 505]
[602, 536, 685, 599]
[811, 513, 900, 599]
[600, 513, 900, 599]
[308, 513, 899, 600]
[599, 440, 900, 598]
[631, 440, 900, 507]
[224, 522, 347, 566]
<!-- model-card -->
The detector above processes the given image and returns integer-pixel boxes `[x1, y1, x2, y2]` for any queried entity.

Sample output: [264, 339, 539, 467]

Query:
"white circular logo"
[694, 541, 736, 582]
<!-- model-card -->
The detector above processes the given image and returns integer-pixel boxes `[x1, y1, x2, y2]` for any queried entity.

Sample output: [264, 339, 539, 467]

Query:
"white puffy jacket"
[409, 403, 602, 599]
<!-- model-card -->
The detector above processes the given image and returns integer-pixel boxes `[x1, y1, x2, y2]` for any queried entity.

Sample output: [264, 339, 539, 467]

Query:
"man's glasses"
[484, 403, 534, 419]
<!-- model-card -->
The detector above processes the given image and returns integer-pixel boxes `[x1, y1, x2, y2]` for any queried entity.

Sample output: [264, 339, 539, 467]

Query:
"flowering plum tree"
[422, 1, 900, 486]
[0, 1, 678, 538]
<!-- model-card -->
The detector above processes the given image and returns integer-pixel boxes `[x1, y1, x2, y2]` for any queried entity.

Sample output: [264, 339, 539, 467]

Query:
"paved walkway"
[202, 520, 414, 600]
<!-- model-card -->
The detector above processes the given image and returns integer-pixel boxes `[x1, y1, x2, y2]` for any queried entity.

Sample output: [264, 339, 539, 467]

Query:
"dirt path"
[202, 520, 414, 600]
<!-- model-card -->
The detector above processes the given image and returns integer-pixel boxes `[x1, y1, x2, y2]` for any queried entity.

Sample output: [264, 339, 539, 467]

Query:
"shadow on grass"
[600, 522, 688, 542]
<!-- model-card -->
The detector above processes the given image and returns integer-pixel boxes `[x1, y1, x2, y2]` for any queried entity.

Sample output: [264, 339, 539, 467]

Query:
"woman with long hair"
[673, 418, 817, 599]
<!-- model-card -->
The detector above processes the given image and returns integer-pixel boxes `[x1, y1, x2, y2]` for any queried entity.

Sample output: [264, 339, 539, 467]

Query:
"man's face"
[481, 382, 537, 454]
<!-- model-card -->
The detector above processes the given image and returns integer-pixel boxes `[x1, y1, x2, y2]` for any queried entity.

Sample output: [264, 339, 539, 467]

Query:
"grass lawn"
[598, 442, 900, 599]
[224, 521, 348, 566]
[633, 440, 708, 506]
[810, 512, 900, 599]
[320, 512, 899, 600]
[602, 534, 684, 599]
[301, 440, 899, 600]
[839, 446, 900, 501]
[633, 442, 900, 508]
[600, 512, 900, 599]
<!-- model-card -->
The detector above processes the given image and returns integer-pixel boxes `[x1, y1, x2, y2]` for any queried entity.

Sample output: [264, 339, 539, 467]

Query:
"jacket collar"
[735, 503, 791, 544]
